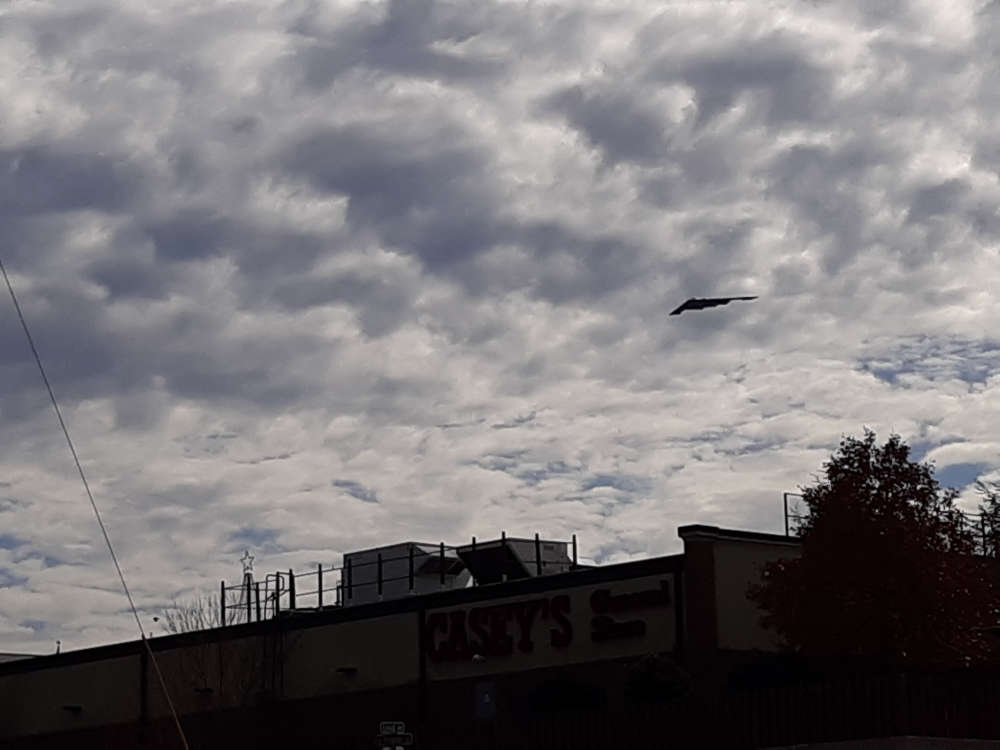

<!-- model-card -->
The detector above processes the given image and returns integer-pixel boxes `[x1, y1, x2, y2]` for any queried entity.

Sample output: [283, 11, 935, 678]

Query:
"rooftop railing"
[220, 532, 579, 627]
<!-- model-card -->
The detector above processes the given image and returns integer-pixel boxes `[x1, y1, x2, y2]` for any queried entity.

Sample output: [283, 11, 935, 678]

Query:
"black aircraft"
[669, 296, 758, 316]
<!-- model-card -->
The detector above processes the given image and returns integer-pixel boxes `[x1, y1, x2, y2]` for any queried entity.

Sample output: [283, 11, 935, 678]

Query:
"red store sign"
[425, 578, 672, 663]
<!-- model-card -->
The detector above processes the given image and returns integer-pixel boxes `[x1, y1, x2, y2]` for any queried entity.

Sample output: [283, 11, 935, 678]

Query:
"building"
[2, 524, 998, 748]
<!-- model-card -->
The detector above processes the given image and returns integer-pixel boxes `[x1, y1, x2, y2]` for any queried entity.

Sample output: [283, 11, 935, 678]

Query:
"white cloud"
[0, 0, 999, 652]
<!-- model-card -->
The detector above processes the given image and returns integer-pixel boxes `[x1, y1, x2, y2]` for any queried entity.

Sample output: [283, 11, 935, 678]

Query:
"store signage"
[590, 580, 671, 643]
[425, 578, 672, 663]
[426, 594, 572, 662]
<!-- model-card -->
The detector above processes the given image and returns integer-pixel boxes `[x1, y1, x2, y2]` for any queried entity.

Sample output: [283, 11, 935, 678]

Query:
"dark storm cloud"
[763, 142, 890, 273]
[0, 148, 144, 216]
[149, 327, 329, 407]
[88, 260, 165, 301]
[271, 272, 414, 339]
[0, 280, 131, 395]
[637, 135, 746, 208]
[508, 223, 647, 303]
[907, 178, 972, 223]
[282, 123, 648, 302]
[145, 210, 232, 262]
[646, 33, 833, 128]
[286, 0, 597, 93]
[283, 123, 499, 272]
[541, 85, 670, 165]
[291, 0, 506, 89]
[673, 218, 758, 295]
[141, 211, 330, 277]
[1, 269, 333, 422]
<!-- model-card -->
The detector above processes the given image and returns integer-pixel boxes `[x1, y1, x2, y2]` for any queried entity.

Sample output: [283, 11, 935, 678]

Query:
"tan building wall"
[679, 525, 801, 653]
[714, 534, 801, 651]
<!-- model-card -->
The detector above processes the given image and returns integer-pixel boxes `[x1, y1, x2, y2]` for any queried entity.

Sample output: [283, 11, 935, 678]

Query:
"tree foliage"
[976, 479, 1000, 558]
[161, 596, 224, 634]
[749, 430, 999, 666]
[161, 591, 249, 634]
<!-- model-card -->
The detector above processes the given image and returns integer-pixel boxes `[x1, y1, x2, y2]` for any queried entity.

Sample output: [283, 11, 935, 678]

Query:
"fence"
[220, 532, 579, 627]
[783, 492, 999, 557]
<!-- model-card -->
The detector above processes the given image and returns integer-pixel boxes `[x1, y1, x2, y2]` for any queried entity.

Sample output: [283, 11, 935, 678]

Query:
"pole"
[220, 581, 226, 627]
[318, 564, 324, 609]
[245, 576, 252, 624]
[408, 545, 415, 593]
[439, 543, 445, 588]
[377, 553, 384, 599]
[347, 558, 353, 601]
[534, 533, 542, 576]
[255, 582, 262, 622]
[783, 493, 790, 536]
[471, 536, 477, 586]
[288, 568, 296, 610]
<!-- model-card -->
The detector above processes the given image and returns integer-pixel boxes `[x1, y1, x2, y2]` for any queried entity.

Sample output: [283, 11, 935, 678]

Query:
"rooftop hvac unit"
[341, 543, 470, 606]
[456, 536, 573, 585]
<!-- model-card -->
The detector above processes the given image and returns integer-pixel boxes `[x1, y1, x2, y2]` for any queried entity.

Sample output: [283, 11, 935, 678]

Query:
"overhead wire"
[0, 258, 190, 750]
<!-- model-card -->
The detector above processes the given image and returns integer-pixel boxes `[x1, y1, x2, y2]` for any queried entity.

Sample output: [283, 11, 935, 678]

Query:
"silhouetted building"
[3, 525, 998, 748]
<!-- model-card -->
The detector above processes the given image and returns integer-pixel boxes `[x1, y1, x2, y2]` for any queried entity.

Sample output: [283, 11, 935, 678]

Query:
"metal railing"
[220, 532, 579, 627]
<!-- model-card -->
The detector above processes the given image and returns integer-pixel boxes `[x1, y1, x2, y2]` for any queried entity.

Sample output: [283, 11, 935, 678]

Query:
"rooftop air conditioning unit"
[341, 543, 470, 606]
[456, 537, 573, 585]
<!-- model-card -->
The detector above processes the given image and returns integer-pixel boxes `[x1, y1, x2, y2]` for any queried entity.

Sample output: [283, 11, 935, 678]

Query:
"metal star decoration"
[240, 549, 255, 576]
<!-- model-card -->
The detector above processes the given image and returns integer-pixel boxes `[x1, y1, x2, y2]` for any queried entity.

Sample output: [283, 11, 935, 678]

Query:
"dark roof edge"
[678, 524, 802, 546]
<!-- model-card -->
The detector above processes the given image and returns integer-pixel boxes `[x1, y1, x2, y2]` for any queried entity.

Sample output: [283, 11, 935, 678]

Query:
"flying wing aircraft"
[668, 296, 758, 316]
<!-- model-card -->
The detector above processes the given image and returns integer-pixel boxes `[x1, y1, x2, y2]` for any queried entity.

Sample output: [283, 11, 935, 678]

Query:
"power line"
[0, 258, 189, 750]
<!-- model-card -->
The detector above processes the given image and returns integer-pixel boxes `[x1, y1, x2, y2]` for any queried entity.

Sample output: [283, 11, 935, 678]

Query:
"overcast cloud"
[2, 0, 1000, 652]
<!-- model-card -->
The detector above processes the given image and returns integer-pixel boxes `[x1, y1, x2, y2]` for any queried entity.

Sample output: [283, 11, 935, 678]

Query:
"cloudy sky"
[2, 0, 1000, 653]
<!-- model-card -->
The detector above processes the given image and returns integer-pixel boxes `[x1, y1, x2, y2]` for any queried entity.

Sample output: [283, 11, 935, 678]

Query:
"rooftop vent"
[342, 543, 470, 606]
[457, 535, 573, 585]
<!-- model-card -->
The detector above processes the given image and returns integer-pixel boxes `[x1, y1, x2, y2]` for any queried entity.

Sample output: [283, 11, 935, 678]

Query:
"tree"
[976, 479, 1000, 558]
[749, 430, 1000, 666]
[161, 591, 249, 634]
[162, 595, 225, 634]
